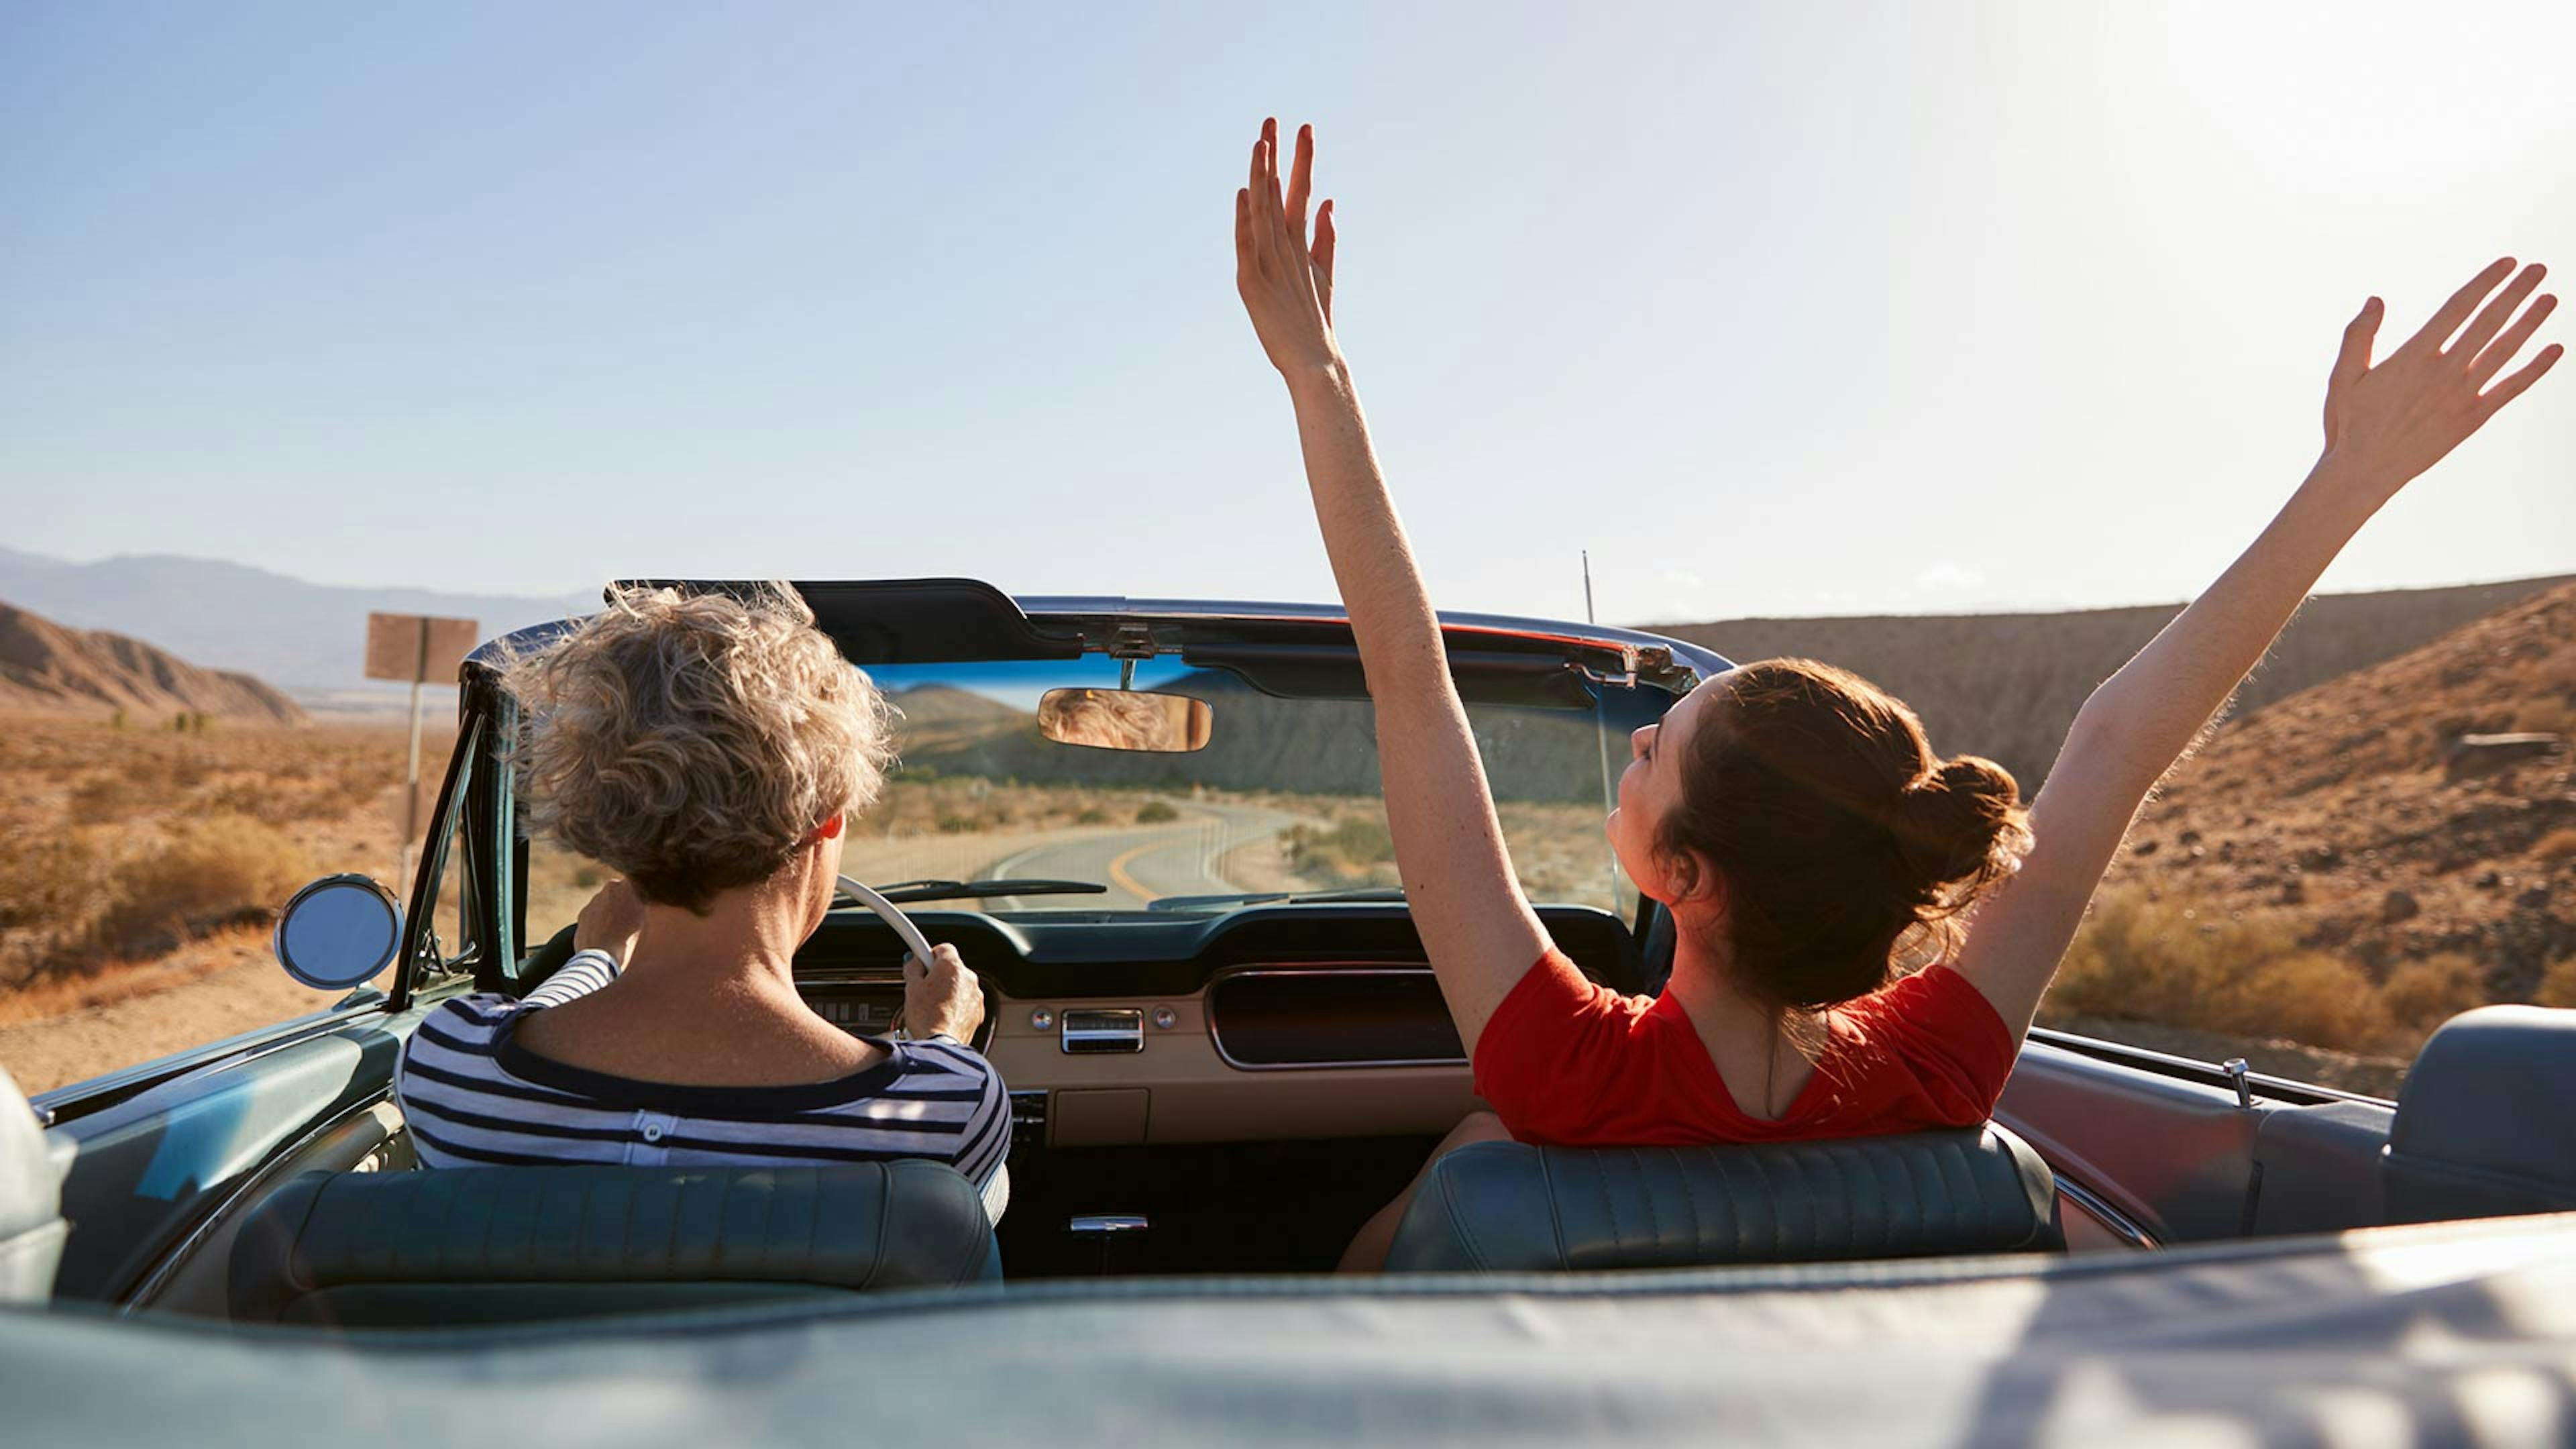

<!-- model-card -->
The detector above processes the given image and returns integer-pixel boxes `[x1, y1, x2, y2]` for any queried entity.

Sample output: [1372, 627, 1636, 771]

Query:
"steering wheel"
[514, 876, 952, 1036]
[835, 874, 938, 968]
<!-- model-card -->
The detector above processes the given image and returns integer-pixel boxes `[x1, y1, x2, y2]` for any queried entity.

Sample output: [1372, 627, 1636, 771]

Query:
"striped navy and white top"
[394, 950, 1011, 1220]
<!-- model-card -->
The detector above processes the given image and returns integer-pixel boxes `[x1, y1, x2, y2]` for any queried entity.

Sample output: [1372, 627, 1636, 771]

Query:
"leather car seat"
[2383, 1005, 2576, 1225]
[229, 1161, 998, 1326]
[0, 1066, 67, 1303]
[1385, 1123, 2061, 1273]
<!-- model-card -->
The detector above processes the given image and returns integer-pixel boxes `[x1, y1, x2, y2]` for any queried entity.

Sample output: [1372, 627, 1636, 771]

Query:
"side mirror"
[1036, 688, 1213, 753]
[273, 875, 405, 990]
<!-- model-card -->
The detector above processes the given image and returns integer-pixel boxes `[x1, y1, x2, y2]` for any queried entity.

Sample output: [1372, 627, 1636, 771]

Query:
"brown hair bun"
[1894, 755, 2030, 907]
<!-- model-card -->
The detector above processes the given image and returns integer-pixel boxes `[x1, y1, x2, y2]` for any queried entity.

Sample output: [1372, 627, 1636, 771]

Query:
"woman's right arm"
[1951, 258, 2559, 1037]
[1235, 120, 1553, 1055]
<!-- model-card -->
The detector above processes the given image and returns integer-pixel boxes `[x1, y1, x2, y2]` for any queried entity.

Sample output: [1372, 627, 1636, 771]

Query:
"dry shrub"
[2051, 888, 2295, 1024]
[2216, 953, 2394, 1051]
[311, 765, 394, 820]
[0, 829, 112, 933]
[1497, 800, 1625, 908]
[2379, 954, 2488, 1032]
[1282, 815, 1397, 886]
[193, 777, 306, 826]
[0, 923, 273, 1030]
[2049, 886, 2393, 1051]
[865, 776, 1121, 839]
[2535, 828, 2576, 864]
[2536, 958, 2576, 1010]
[68, 771, 155, 824]
[94, 814, 315, 957]
[191, 767, 392, 826]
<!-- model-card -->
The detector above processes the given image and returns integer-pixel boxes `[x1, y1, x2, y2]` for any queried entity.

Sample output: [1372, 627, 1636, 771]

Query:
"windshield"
[518, 651, 1674, 938]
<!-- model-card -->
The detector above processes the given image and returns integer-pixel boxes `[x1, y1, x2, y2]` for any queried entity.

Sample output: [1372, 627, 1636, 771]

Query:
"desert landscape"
[3, 572, 2573, 1099]
[2043, 580, 2576, 1091]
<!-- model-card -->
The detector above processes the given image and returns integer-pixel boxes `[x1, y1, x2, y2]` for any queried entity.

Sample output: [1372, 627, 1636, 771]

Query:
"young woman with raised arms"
[1228, 119, 2561, 1270]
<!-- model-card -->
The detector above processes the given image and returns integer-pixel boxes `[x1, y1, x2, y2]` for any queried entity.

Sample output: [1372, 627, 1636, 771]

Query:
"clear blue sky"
[5, 2, 2571, 625]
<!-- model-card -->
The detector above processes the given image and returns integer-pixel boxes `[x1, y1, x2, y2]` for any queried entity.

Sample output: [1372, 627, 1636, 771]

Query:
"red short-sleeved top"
[1471, 950, 2018, 1146]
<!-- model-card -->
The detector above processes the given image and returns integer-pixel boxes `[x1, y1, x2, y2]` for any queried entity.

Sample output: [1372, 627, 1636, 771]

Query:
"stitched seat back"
[1385, 1124, 2059, 1273]
[230, 1161, 998, 1326]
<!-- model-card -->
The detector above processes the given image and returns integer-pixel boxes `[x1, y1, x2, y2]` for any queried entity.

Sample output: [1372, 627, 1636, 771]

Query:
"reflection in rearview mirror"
[1037, 688, 1214, 753]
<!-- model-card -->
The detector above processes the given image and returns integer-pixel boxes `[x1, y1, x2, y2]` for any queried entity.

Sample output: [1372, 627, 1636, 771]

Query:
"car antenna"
[1580, 547, 1623, 910]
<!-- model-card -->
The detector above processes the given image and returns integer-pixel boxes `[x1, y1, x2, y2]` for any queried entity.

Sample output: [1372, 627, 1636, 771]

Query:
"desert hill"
[2106, 580, 2576, 1000]
[0, 602, 305, 725]
[1657, 574, 2573, 790]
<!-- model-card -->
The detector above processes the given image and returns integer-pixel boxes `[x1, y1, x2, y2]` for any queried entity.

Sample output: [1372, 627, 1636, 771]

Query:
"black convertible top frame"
[461, 578, 1731, 696]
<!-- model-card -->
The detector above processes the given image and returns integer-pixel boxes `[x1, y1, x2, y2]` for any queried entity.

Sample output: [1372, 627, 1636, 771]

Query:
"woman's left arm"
[1951, 260, 2559, 1037]
[1236, 120, 1550, 1055]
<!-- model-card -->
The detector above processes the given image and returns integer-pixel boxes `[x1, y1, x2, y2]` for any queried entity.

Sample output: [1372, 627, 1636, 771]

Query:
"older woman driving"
[392, 585, 1010, 1217]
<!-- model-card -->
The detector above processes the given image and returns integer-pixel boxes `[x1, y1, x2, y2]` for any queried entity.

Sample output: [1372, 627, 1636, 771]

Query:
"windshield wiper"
[843, 878, 1111, 906]
[1146, 887, 1408, 912]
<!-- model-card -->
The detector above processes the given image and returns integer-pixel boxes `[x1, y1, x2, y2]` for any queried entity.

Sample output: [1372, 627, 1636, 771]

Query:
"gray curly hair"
[503, 584, 897, 913]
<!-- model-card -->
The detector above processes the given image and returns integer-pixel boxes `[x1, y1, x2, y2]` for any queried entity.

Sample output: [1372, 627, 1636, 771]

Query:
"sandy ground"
[0, 928, 368, 1096]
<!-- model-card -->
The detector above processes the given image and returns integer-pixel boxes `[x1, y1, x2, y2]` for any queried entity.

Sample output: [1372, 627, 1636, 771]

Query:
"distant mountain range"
[1656, 574, 2576, 788]
[0, 546, 587, 700]
[0, 601, 305, 724]
[2, 545, 2568, 757]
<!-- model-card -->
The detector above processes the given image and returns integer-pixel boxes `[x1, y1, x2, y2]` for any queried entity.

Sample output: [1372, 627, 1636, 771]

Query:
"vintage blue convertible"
[5, 580, 2575, 1446]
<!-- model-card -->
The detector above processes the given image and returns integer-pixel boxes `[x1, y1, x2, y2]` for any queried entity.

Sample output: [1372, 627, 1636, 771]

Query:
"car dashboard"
[791, 902, 1644, 1148]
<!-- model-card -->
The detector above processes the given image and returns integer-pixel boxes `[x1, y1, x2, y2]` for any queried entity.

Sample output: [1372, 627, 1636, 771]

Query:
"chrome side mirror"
[1036, 688, 1213, 753]
[273, 875, 404, 990]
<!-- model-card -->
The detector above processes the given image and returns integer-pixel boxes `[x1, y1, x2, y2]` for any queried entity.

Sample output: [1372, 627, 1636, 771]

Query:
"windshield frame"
[470, 586, 1731, 983]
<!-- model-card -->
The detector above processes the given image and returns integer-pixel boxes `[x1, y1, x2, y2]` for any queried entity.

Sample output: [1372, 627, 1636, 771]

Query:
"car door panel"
[1998, 1040, 2265, 1244]
[2245, 1099, 2394, 1237]
[46, 1018, 405, 1303]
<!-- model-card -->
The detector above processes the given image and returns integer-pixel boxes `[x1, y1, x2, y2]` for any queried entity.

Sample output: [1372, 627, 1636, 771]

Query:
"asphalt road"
[977, 799, 1305, 910]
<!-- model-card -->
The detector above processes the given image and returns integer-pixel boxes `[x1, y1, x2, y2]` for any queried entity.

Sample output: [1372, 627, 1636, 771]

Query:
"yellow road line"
[1106, 839, 1161, 900]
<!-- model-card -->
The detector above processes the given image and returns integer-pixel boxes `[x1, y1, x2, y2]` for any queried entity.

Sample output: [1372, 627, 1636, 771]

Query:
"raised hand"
[2319, 257, 2560, 502]
[1234, 117, 1340, 377]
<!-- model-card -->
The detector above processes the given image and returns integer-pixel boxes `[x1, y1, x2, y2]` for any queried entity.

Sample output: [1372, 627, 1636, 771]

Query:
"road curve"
[977, 799, 1305, 910]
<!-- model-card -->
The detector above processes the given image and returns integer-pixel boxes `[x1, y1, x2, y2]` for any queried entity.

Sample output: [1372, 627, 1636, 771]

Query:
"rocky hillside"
[2107, 580, 2576, 1000]
[1658, 574, 2572, 790]
[0, 602, 306, 725]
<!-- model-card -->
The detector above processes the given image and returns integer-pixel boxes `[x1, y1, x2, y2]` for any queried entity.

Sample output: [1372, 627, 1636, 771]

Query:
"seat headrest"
[230, 1161, 997, 1326]
[2386, 1005, 2576, 1225]
[0, 1066, 66, 1304]
[1385, 1124, 2060, 1273]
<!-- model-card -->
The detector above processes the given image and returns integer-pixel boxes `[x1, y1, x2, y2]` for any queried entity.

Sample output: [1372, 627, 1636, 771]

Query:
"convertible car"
[5, 580, 2575, 1447]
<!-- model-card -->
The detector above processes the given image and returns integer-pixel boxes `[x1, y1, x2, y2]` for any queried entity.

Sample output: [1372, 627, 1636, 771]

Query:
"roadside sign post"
[366, 612, 479, 891]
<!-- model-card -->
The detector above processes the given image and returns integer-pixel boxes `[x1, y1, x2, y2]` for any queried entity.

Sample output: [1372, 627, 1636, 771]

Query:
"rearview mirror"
[273, 874, 404, 989]
[1036, 688, 1213, 753]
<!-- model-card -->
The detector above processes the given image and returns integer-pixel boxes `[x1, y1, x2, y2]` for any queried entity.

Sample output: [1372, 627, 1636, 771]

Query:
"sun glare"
[2158, 1, 2576, 199]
